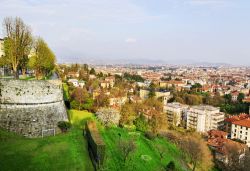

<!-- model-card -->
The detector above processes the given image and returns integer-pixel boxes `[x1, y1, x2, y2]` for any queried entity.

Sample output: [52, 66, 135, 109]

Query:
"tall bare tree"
[3, 17, 32, 78]
[179, 134, 213, 171]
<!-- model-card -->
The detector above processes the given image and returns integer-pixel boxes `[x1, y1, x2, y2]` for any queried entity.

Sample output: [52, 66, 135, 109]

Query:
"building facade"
[231, 118, 250, 147]
[187, 105, 225, 133]
[163, 102, 188, 127]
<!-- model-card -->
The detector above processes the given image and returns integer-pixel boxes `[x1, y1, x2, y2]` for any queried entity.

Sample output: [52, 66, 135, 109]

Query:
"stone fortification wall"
[0, 80, 63, 104]
[0, 79, 68, 137]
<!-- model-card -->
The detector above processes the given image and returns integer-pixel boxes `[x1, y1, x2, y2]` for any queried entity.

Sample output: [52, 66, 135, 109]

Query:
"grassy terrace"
[0, 109, 187, 171]
[0, 110, 94, 171]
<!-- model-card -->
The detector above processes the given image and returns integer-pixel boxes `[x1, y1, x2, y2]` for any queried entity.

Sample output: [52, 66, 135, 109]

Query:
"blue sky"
[1, 0, 250, 65]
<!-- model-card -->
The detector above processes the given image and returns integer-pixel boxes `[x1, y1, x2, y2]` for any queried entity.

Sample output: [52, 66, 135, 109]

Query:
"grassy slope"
[0, 109, 187, 171]
[100, 127, 187, 171]
[62, 83, 70, 101]
[0, 110, 94, 171]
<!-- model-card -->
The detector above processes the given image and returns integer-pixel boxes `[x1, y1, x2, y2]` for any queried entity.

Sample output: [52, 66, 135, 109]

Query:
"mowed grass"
[100, 127, 188, 171]
[0, 110, 94, 171]
[68, 109, 95, 128]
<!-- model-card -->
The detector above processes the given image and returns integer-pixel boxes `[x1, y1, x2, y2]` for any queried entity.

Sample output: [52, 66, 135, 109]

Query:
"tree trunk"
[13, 66, 19, 79]
[22, 68, 26, 77]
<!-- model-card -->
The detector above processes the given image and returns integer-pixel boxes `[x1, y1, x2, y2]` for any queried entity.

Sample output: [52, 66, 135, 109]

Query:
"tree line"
[0, 17, 56, 79]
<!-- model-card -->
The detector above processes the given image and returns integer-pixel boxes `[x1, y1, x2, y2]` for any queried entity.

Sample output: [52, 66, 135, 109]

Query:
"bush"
[166, 161, 175, 171]
[134, 115, 148, 132]
[145, 131, 156, 140]
[57, 121, 71, 132]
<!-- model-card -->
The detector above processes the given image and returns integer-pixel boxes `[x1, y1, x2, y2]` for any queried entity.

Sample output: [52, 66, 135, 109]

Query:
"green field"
[100, 127, 187, 171]
[0, 110, 94, 171]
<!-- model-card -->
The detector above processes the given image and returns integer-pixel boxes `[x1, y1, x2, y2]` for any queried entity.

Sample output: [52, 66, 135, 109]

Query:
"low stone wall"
[0, 79, 68, 137]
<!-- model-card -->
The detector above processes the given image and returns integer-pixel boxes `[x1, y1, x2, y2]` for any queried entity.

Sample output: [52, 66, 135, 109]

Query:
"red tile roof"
[232, 118, 250, 128]
[208, 130, 228, 139]
[225, 113, 249, 123]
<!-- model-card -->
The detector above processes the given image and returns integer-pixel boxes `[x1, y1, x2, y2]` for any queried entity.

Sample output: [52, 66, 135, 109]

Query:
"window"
[240, 131, 242, 133]
[235, 129, 237, 132]
[246, 132, 248, 135]
[241, 126, 243, 129]
[246, 137, 248, 140]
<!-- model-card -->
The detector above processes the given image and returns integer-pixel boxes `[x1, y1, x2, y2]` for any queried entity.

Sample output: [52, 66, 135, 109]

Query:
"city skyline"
[1, 0, 250, 65]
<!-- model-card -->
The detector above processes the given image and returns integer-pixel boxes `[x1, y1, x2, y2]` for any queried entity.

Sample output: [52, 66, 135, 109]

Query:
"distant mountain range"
[58, 56, 247, 67]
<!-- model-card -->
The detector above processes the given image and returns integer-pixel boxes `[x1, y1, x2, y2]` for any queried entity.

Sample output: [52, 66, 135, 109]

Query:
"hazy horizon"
[1, 0, 250, 65]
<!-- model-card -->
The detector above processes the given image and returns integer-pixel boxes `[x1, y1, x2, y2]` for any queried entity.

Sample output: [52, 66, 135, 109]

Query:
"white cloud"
[125, 38, 137, 43]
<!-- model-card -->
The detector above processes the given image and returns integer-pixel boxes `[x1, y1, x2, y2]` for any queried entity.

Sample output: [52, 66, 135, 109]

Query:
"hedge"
[85, 121, 105, 170]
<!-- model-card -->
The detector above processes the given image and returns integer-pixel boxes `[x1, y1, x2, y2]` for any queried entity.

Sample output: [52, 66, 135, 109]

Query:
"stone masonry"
[0, 80, 68, 137]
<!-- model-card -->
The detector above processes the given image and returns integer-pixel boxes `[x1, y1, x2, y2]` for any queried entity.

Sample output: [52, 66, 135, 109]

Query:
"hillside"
[0, 110, 187, 171]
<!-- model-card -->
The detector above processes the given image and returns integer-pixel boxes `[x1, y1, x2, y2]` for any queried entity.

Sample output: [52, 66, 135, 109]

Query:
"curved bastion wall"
[0, 80, 68, 137]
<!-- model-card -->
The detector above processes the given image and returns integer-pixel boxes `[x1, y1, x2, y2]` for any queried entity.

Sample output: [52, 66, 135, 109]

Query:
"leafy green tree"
[224, 94, 232, 104]
[120, 103, 136, 126]
[28, 38, 55, 79]
[191, 83, 202, 92]
[89, 68, 96, 75]
[237, 93, 245, 103]
[71, 87, 89, 110]
[134, 115, 148, 132]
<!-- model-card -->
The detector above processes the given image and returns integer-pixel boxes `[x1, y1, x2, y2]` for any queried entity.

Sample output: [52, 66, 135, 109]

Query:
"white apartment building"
[187, 105, 225, 133]
[231, 118, 250, 147]
[164, 102, 188, 126]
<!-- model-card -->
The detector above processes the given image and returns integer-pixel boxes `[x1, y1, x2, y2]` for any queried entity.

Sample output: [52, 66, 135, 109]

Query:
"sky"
[1, 0, 250, 65]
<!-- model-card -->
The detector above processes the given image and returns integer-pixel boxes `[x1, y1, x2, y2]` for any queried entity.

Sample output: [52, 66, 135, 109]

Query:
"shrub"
[57, 121, 71, 132]
[134, 115, 148, 132]
[145, 131, 156, 140]
[165, 161, 175, 171]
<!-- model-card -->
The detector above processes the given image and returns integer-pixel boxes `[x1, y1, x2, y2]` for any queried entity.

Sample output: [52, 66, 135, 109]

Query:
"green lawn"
[100, 127, 188, 171]
[0, 110, 94, 171]
[68, 109, 95, 128]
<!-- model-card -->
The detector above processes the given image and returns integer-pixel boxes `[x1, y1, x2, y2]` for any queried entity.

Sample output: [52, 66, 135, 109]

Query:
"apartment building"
[139, 89, 149, 100]
[163, 102, 188, 127]
[187, 105, 225, 133]
[231, 118, 250, 147]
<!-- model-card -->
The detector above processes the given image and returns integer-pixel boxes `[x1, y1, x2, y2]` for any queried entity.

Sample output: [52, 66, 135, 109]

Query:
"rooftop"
[225, 113, 249, 123]
[191, 105, 220, 112]
[232, 118, 250, 128]
[165, 102, 188, 109]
